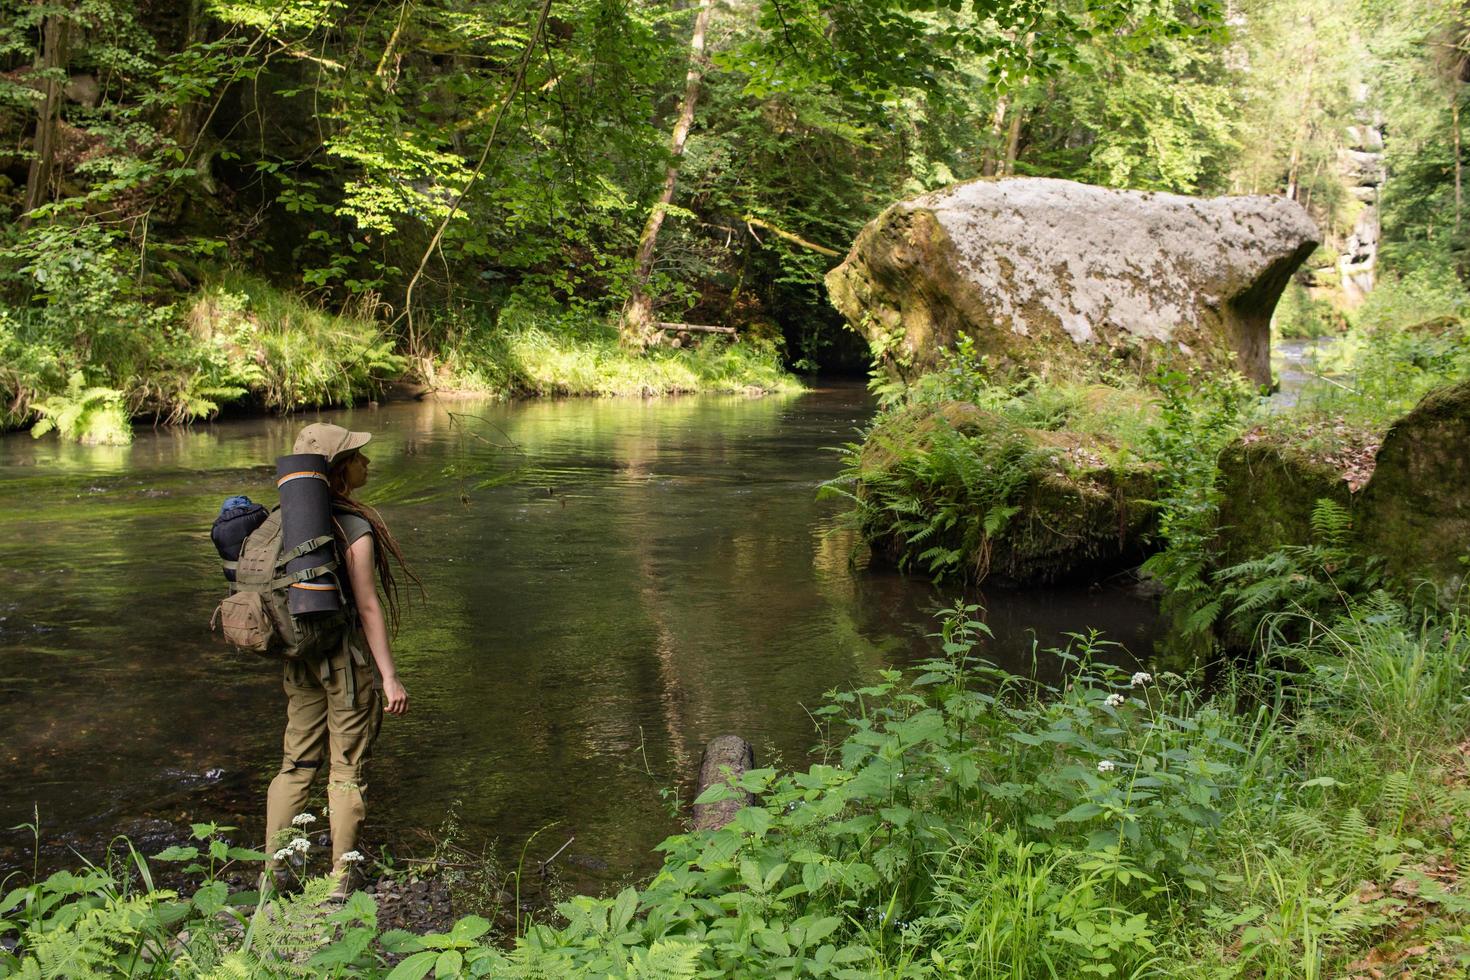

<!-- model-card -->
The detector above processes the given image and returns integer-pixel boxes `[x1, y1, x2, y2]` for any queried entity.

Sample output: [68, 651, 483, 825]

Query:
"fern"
[29, 371, 131, 445]
[1379, 771, 1412, 830]
[236, 877, 338, 977]
[22, 891, 164, 979]
[1280, 809, 1330, 849]
[626, 938, 706, 979]
[1308, 498, 1353, 546]
[1338, 807, 1372, 867]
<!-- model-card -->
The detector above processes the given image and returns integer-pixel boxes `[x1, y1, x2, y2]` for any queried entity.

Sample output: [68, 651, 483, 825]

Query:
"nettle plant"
[581, 604, 1240, 977]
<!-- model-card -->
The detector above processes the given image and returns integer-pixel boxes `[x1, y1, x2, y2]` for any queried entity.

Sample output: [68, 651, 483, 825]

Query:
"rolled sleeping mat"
[275, 453, 341, 615]
[211, 495, 270, 582]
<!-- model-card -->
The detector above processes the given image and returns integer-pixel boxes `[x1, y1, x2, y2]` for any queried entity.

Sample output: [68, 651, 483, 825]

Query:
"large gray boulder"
[826, 178, 1319, 386]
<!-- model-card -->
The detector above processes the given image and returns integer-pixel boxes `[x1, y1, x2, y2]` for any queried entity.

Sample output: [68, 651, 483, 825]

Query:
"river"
[0, 383, 1160, 883]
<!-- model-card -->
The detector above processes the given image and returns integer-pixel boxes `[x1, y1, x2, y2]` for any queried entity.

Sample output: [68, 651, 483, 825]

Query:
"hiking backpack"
[213, 509, 349, 660]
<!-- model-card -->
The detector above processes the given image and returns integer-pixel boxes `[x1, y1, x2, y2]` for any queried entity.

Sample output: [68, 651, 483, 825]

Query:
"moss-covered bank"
[835, 383, 1159, 585]
[2, 278, 801, 444]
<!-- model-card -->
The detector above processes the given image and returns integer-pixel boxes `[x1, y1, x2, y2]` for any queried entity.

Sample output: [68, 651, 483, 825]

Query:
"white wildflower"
[1130, 671, 1153, 688]
[288, 837, 310, 854]
[291, 812, 317, 827]
[272, 846, 292, 862]
[338, 850, 364, 863]
[1105, 693, 1126, 708]
[1097, 760, 1117, 774]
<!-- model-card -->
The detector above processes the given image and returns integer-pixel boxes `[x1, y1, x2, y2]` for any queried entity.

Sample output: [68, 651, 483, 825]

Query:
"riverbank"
[1, 275, 802, 445]
[4, 589, 1468, 976]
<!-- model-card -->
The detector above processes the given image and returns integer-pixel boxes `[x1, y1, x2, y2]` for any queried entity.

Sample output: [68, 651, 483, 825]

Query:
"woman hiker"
[264, 422, 417, 894]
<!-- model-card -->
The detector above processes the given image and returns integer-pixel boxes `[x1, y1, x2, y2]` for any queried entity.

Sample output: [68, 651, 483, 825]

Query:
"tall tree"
[20, 2, 71, 226]
[621, 0, 716, 346]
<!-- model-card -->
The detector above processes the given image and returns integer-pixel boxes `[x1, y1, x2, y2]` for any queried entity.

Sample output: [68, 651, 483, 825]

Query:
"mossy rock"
[826, 177, 1320, 387]
[1404, 315, 1464, 337]
[1214, 380, 1470, 607]
[856, 400, 1157, 586]
[1357, 380, 1470, 605]
[1213, 431, 1356, 569]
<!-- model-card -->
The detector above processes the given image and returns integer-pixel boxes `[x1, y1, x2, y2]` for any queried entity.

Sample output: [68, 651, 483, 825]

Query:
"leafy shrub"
[1137, 369, 1253, 640]
[1354, 261, 1470, 334]
[437, 296, 798, 398]
[28, 372, 132, 446]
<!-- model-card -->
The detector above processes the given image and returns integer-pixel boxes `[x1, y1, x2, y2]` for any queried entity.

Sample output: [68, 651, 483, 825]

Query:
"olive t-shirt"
[335, 511, 373, 548]
[333, 510, 373, 606]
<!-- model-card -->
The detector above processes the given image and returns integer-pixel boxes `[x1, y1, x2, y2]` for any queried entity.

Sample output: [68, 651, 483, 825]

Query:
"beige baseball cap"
[293, 422, 371, 462]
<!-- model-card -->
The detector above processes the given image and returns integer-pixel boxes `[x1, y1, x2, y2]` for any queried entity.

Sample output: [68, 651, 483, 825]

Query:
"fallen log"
[693, 735, 755, 831]
[655, 322, 736, 335]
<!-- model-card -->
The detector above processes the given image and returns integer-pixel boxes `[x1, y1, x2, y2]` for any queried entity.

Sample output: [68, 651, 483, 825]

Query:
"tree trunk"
[621, 0, 716, 347]
[693, 735, 755, 831]
[980, 97, 1008, 177]
[22, 5, 71, 227]
[1285, 46, 1317, 201]
[1003, 103, 1024, 176]
[1454, 83, 1463, 233]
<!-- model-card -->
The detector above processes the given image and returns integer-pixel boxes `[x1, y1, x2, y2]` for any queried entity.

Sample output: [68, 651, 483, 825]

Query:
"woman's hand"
[382, 676, 409, 715]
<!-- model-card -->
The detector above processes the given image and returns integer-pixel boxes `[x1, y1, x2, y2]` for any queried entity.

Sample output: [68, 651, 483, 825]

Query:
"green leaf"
[1057, 802, 1106, 823]
[1300, 776, 1341, 789]
[380, 929, 424, 954]
[610, 887, 638, 934]
[192, 881, 228, 916]
[152, 846, 200, 862]
[386, 949, 437, 980]
[450, 915, 490, 942]
[435, 950, 463, 978]
[693, 783, 735, 805]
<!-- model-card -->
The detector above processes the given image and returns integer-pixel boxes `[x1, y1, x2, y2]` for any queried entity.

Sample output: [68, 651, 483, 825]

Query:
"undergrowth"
[1, 276, 799, 443]
[435, 296, 799, 398]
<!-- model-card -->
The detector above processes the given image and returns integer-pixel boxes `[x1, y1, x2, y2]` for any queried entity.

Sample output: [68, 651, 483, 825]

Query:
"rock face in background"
[826, 178, 1319, 386]
[1335, 87, 1385, 305]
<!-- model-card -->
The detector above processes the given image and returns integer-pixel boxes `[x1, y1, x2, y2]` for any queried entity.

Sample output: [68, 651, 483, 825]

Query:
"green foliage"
[1137, 369, 1253, 640]
[1295, 308, 1470, 426]
[833, 416, 1048, 582]
[825, 341, 1162, 582]
[1213, 498, 1380, 650]
[1354, 260, 1470, 333]
[28, 372, 131, 446]
[437, 297, 799, 398]
[1274, 282, 1343, 340]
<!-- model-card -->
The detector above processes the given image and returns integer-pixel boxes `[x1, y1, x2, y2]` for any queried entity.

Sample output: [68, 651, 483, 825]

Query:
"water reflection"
[0, 384, 1159, 878]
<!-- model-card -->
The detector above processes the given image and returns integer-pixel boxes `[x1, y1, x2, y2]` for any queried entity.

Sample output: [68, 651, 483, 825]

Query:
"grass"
[435, 300, 801, 398]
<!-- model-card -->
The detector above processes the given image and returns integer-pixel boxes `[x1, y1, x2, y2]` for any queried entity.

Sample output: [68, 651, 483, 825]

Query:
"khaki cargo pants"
[265, 643, 382, 873]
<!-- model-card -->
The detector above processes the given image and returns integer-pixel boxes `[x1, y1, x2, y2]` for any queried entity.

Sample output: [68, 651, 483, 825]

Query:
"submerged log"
[655, 322, 736, 335]
[693, 735, 755, 831]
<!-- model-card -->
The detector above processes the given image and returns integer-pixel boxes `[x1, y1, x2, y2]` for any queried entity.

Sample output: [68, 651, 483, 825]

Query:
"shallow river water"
[0, 383, 1160, 881]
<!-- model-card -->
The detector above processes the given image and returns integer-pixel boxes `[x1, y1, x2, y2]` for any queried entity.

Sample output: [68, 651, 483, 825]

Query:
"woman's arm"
[345, 534, 409, 715]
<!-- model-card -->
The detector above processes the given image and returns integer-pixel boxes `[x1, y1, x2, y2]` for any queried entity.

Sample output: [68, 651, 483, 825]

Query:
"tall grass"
[437, 299, 799, 398]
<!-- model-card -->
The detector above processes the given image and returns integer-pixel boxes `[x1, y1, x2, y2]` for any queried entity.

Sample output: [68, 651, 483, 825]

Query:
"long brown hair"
[328, 452, 422, 633]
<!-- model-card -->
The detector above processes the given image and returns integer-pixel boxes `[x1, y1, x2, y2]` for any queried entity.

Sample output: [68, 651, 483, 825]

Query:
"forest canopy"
[1, 0, 1466, 432]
